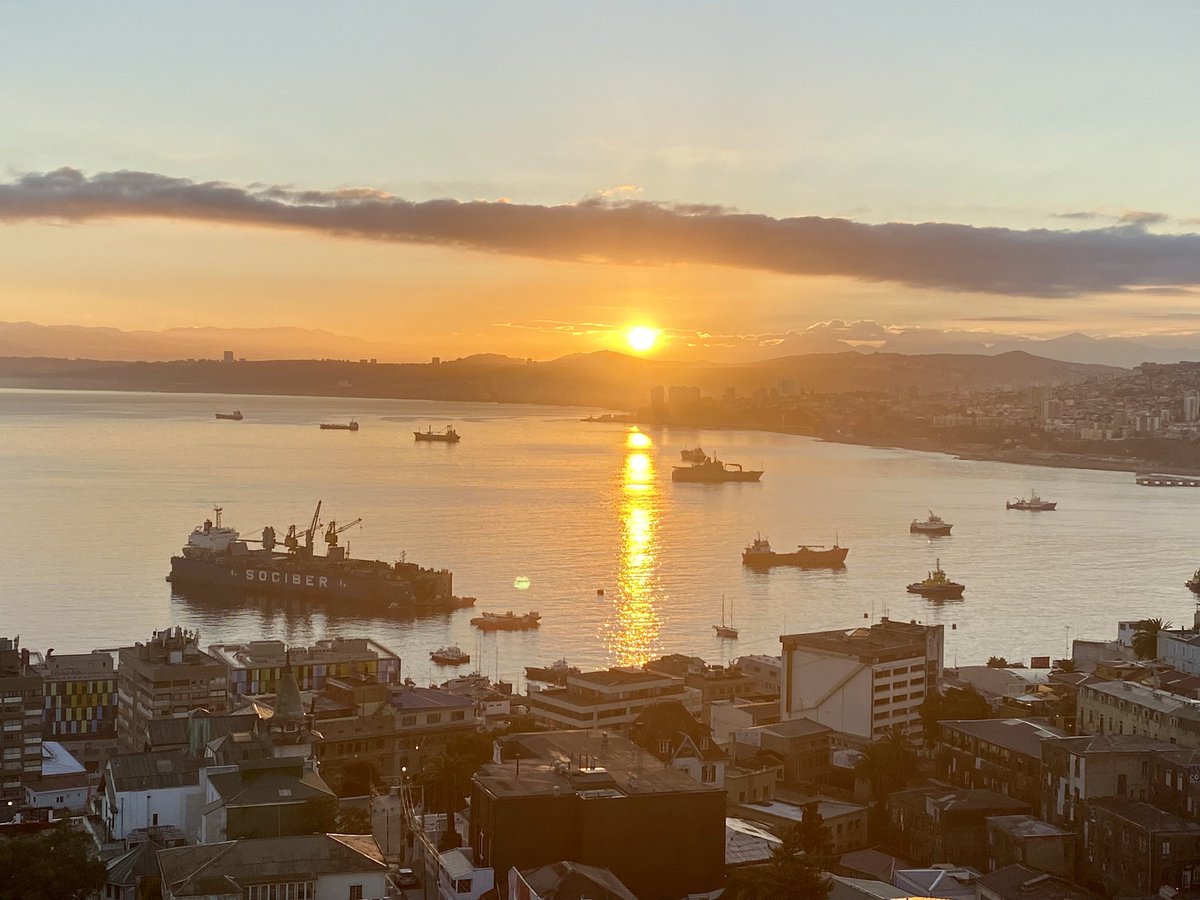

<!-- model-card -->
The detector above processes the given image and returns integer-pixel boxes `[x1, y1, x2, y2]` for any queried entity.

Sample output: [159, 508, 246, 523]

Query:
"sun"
[626, 326, 660, 353]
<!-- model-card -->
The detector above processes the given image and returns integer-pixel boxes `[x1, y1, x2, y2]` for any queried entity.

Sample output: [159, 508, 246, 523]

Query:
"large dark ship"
[741, 535, 848, 568]
[167, 503, 455, 609]
[672, 456, 763, 483]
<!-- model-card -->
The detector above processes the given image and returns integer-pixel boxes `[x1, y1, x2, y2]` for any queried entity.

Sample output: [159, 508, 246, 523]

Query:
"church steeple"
[271, 650, 305, 737]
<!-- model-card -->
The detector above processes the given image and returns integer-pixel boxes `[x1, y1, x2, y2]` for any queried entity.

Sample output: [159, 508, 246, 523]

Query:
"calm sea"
[1, 388, 1196, 685]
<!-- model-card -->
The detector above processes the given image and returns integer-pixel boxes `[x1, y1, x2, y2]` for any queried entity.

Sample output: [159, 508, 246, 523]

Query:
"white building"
[780, 618, 944, 740]
[734, 655, 782, 695]
[156, 833, 388, 900]
[526, 668, 701, 729]
[99, 750, 203, 841]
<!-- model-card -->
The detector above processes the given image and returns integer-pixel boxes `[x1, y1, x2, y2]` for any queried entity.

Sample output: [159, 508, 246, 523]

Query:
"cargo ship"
[215, 411, 243, 421]
[320, 421, 359, 431]
[415, 426, 461, 443]
[741, 535, 848, 568]
[525, 658, 579, 685]
[470, 610, 541, 631]
[672, 456, 763, 483]
[167, 503, 456, 610]
[1006, 491, 1057, 511]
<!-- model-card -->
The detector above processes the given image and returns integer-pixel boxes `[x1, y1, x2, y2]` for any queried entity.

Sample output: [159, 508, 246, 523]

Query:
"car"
[394, 868, 419, 889]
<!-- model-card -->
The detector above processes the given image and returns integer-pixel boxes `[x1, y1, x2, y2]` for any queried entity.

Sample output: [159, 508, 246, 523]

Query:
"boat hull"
[431, 653, 470, 666]
[168, 553, 454, 609]
[672, 468, 763, 483]
[1187, 580, 1200, 595]
[525, 666, 576, 684]
[910, 524, 952, 535]
[906, 583, 965, 599]
[743, 546, 849, 567]
[1006, 502, 1056, 510]
[471, 617, 539, 631]
[414, 433, 460, 443]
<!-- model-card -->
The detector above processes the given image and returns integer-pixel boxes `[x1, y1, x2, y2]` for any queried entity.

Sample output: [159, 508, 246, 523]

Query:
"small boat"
[525, 658, 580, 685]
[680, 447, 707, 463]
[742, 535, 848, 568]
[320, 420, 359, 431]
[672, 456, 763, 483]
[430, 646, 471, 666]
[470, 610, 541, 631]
[215, 411, 243, 421]
[1187, 569, 1200, 594]
[910, 511, 952, 535]
[906, 558, 965, 599]
[713, 595, 738, 639]
[415, 425, 461, 443]
[1006, 491, 1057, 511]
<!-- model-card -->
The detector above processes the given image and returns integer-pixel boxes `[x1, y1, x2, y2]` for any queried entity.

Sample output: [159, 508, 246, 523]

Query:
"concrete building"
[985, 815, 1074, 878]
[731, 718, 836, 786]
[99, 749, 203, 841]
[781, 617, 943, 740]
[208, 637, 400, 700]
[156, 833, 388, 900]
[117, 628, 228, 752]
[23, 740, 87, 811]
[507, 862, 636, 900]
[709, 696, 779, 745]
[0, 637, 43, 806]
[1148, 746, 1200, 821]
[1039, 733, 1174, 828]
[734, 654, 782, 695]
[630, 701, 726, 788]
[471, 730, 725, 899]
[1076, 679, 1200, 747]
[199, 757, 336, 843]
[938, 718, 1068, 812]
[526, 667, 701, 730]
[733, 795, 869, 855]
[643, 655, 758, 720]
[887, 786, 1029, 869]
[1082, 797, 1200, 897]
[977, 865, 1102, 900]
[33, 649, 117, 771]
[388, 684, 478, 772]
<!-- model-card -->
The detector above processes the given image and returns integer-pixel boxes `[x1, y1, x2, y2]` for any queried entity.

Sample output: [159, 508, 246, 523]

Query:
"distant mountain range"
[2, 320, 1198, 370]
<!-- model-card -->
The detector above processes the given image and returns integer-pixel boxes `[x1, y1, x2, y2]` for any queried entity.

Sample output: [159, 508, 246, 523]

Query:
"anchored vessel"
[910, 511, 953, 535]
[525, 658, 579, 685]
[167, 503, 455, 609]
[415, 426, 461, 443]
[741, 535, 848, 568]
[215, 411, 243, 421]
[470, 610, 541, 631]
[680, 447, 707, 463]
[320, 421, 359, 431]
[906, 558, 965, 599]
[672, 456, 763, 483]
[430, 646, 470, 666]
[713, 595, 738, 639]
[1187, 569, 1200, 594]
[1006, 491, 1057, 510]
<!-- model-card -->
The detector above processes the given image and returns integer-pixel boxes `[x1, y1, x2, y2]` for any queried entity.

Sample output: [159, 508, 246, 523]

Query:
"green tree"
[1054, 659, 1078, 673]
[796, 802, 832, 865]
[422, 749, 474, 850]
[1132, 618, 1171, 660]
[855, 729, 917, 802]
[334, 805, 372, 834]
[0, 823, 107, 900]
[986, 656, 1010, 668]
[919, 686, 991, 747]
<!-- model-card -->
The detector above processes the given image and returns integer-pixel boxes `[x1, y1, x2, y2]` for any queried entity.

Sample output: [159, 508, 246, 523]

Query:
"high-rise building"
[207, 637, 400, 701]
[34, 650, 118, 771]
[0, 637, 43, 806]
[117, 628, 227, 752]
[780, 617, 944, 740]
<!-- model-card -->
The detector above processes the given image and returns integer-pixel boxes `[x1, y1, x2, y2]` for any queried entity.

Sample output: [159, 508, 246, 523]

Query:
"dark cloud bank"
[4, 167, 1200, 297]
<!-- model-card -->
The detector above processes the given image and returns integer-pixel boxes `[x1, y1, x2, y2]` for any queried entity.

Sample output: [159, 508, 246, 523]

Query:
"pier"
[1136, 472, 1200, 487]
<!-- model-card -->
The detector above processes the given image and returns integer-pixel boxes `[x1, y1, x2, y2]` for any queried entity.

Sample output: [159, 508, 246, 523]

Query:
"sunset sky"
[3, 2, 1200, 361]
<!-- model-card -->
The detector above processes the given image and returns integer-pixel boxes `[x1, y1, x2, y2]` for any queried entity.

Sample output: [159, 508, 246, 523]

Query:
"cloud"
[1119, 210, 1169, 226]
[6, 167, 1200, 297]
[596, 184, 642, 198]
[1052, 210, 1103, 221]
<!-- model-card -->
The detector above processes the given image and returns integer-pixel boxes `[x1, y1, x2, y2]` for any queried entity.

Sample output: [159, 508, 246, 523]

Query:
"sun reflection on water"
[603, 442, 663, 665]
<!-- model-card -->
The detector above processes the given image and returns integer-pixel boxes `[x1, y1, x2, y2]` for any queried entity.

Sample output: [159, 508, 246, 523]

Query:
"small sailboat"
[713, 594, 739, 639]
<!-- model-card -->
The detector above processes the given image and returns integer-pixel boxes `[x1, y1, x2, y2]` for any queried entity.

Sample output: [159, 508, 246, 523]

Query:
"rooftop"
[389, 685, 474, 712]
[829, 876, 912, 900]
[103, 750, 200, 793]
[734, 796, 865, 825]
[1042, 733, 1177, 755]
[478, 730, 723, 800]
[207, 637, 399, 669]
[1082, 679, 1200, 719]
[568, 667, 678, 688]
[40, 741, 86, 777]
[517, 860, 637, 900]
[889, 785, 1030, 815]
[987, 815, 1071, 839]
[940, 718, 1068, 758]
[782, 617, 939, 660]
[978, 864, 1102, 900]
[748, 717, 834, 740]
[1088, 797, 1200, 833]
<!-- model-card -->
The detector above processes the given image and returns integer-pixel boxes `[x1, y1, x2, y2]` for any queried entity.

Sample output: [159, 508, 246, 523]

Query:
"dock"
[1136, 472, 1200, 487]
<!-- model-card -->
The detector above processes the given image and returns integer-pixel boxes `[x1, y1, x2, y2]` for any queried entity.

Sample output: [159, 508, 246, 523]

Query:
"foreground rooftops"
[941, 718, 1068, 758]
[782, 617, 939, 659]
[207, 637, 399, 669]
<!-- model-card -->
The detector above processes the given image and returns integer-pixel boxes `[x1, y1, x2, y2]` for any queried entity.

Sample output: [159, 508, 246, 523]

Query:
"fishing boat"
[415, 426, 461, 443]
[680, 447, 707, 463]
[742, 535, 848, 568]
[430, 646, 471, 666]
[320, 420, 359, 431]
[713, 595, 738, 639]
[1187, 569, 1200, 594]
[470, 610, 541, 631]
[910, 511, 952, 535]
[215, 411, 243, 421]
[1006, 491, 1057, 510]
[525, 658, 580, 684]
[672, 456, 763, 483]
[906, 559, 965, 599]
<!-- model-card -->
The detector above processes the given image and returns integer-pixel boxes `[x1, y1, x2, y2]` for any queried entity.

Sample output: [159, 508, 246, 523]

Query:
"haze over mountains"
[4, 320, 1200, 370]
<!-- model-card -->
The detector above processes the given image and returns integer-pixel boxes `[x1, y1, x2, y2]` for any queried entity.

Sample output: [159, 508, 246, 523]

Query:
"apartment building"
[1076, 679, 1200, 748]
[208, 637, 400, 700]
[34, 649, 117, 771]
[0, 638, 43, 806]
[526, 668, 701, 730]
[781, 617, 944, 740]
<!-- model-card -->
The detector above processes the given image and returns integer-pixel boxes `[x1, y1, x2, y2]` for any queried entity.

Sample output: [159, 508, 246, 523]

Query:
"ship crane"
[282, 501, 323, 556]
[325, 518, 362, 548]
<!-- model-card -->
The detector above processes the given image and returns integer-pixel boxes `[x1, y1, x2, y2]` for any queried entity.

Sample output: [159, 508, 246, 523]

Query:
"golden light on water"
[626, 428, 652, 450]
[603, 445, 662, 665]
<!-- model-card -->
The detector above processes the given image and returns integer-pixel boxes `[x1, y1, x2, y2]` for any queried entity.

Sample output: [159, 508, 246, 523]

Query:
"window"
[349, 886, 364, 900]
[658, 739, 671, 754]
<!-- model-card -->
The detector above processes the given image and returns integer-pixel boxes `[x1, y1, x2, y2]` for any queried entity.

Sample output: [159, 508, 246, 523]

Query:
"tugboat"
[320, 420, 359, 431]
[215, 411, 243, 421]
[713, 595, 738, 639]
[470, 610, 541, 631]
[680, 447, 707, 463]
[910, 511, 953, 535]
[1187, 569, 1200, 594]
[430, 646, 471, 666]
[742, 535, 848, 568]
[906, 559, 965, 599]
[1006, 491, 1057, 510]
[525, 658, 580, 685]
[415, 425, 461, 443]
[672, 456, 763, 483]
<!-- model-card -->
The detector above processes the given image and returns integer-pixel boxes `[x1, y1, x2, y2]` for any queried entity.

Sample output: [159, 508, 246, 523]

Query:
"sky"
[2, 2, 1200, 361]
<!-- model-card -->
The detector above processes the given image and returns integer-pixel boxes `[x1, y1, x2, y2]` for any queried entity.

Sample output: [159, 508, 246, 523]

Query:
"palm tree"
[1132, 618, 1171, 660]
[855, 728, 917, 802]
[1054, 659, 1079, 673]
[421, 749, 473, 849]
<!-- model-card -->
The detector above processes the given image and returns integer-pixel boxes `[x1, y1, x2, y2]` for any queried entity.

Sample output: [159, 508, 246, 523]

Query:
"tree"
[1054, 659, 1079, 673]
[855, 729, 917, 802]
[986, 656, 1010, 668]
[422, 749, 475, 850]
[723, 824, 832, 900]
[1133, 618, 1171, 660]
[0, 823, 107, 900]
[334, 805, 372, 834]
[919, 687, 991, 747]
[329, 758, 381, 798]
[796, 802, 832, 865]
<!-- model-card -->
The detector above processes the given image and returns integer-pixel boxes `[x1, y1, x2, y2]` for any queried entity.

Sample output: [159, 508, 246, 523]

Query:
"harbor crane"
[325, 518, 362, 548]
[283, 501, 323, 556]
